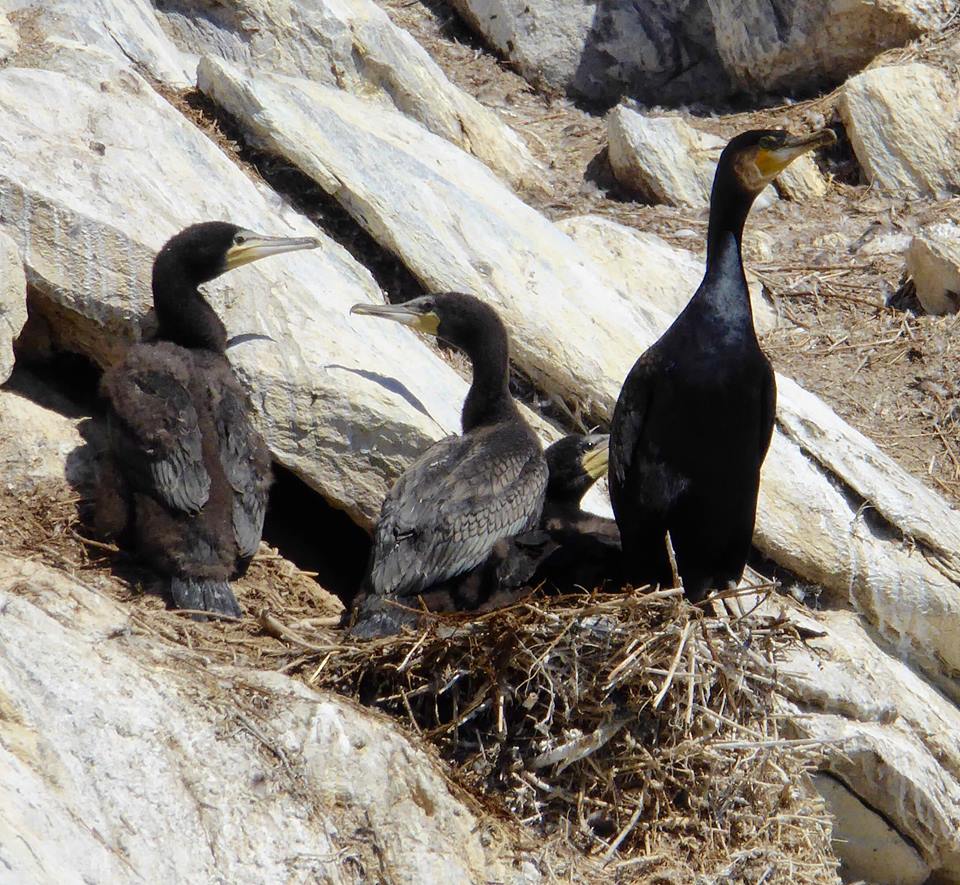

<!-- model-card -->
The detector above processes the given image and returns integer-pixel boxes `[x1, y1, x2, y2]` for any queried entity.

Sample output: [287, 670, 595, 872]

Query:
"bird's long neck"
[542, 494, 584, 525]
[698, 174, 755, 324]
[460, 321, 517, 432]
[152, 265, 227, 353]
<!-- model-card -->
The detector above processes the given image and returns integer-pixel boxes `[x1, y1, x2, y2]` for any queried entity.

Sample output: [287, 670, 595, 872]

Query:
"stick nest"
[312, 587, 838, 883]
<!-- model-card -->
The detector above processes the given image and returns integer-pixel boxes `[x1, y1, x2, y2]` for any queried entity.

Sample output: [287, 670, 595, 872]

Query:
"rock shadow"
[569, 0, 732, 111]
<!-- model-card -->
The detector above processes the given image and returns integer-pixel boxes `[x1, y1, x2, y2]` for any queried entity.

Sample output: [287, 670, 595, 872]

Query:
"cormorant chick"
[609, 129, 836, 602]
[95, 221, 318, 617]
[347, 292, 547, 638]
[533, 432, 621, 593]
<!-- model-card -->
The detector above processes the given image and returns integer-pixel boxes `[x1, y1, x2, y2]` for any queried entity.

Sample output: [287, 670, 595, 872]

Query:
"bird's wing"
[101, 347, 210, 515]
[610, 353, 656, 491]
[758, 359, 777, 461]
[212, 371, 272, 564]
[368, 430, 548, 598]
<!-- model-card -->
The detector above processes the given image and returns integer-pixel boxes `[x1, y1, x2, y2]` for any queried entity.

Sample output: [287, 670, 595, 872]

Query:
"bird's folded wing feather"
[370, 433, 548, 598]
[213, 378, 272, 562]
[610, 354, 655, 489]
[102, 352, 210, 515]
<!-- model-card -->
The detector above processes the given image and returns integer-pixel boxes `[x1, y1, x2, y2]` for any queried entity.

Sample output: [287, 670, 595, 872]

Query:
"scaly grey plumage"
[347, 292, 548, 637]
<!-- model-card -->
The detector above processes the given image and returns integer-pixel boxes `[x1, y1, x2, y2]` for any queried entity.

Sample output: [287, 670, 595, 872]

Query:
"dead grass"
[297, 587, 838, 883]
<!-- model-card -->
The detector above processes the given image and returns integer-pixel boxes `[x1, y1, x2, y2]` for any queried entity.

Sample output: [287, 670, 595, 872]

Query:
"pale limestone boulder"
[0, 65, 471, 527]
[446, 0, 729, 106]
[447, 0, 596, 95]
[554, 214, 777, 333]
[0, 552, 541, 884]
[839, 63, 960, 199]
[775, 153, 829, 201]
[150, 0, 542, 191]
[907, 222, 960, 315]
[774, 604, 960, 881]
[0, 11, 18, 62]
[606, 107, 776, 209]
[813, 775, 930, 885]
[0, 230, 26, 383]
[197, 56, 960, 696]
[0, 387, 88, 492]
[197, 56, 642, 420]
[9, 0, 193, 86]
[708, 0, 948, 94]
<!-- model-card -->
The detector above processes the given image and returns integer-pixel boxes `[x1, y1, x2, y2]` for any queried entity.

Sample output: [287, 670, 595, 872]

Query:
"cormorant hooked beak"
[580, 434, 610, 481]
[224, 231, 320, 270]
[754, 129, 837, 179]
[350, 302, 441, 336]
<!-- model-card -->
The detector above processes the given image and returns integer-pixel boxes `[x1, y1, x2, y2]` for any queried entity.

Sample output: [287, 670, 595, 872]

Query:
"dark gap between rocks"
[818, 117, 863, 187]
[261, 463, 370, 608]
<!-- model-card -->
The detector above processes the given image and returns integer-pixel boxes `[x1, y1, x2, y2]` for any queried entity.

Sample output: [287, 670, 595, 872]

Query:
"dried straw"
[311, 587, 839, 883]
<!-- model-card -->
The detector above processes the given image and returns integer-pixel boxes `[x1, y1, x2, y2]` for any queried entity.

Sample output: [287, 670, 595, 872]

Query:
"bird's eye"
[758, 136, 779, 150]
[235, 234, 247, 245]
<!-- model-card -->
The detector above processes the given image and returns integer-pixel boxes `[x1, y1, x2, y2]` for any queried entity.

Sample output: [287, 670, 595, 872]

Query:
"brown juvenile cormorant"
[95, 221, 318, 617]
[347, 292, 548, 637]
[609, 129, 836, 602]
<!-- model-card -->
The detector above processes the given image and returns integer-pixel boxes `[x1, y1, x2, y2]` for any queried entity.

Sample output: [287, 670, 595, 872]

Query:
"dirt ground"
[378, 0, 960, 506]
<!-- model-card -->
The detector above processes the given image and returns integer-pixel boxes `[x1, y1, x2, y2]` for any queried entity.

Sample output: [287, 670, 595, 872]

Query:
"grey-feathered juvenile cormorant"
[95, 221, 318, 617]
[347, 292, 548, 637]
[609, 129, 835, 602]
[348, 434, 617, 635]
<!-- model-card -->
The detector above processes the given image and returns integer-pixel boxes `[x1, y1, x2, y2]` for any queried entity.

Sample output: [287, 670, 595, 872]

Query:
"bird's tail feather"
[169, 577, 242, 620]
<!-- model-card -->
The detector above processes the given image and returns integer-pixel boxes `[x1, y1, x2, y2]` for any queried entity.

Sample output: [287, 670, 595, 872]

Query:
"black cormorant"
[95, 221, 318, 617]
[347, 292, 548, 637]
[609, 129, 836, 602]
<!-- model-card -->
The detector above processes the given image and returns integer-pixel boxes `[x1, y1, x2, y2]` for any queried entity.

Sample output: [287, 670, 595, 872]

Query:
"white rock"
[607, 108, 776, 209]
[813, 775, 931, 885]
[858, 231, 913, 256]
[150, 0, 543, 191]
[907, 222, 960, 315]
[709, 0, 949, 94]
[197, 56, 960, 693]
[0, 229, 26, 384]
[0, 386, 89, 492]
[776, 605, 960, 880]
[839, 63, 960, 199]
[0, 552, 541, 884]
[198, 56, 642, 419]
[775, 153, 828, 201]
[555, 214, 777, 333]
[12, 0, 193, 86]
[0, 65, 469, 527]
[446, 0, 730, 106]
[0, 11, 19, 62]
[447, 0, 595, 95]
